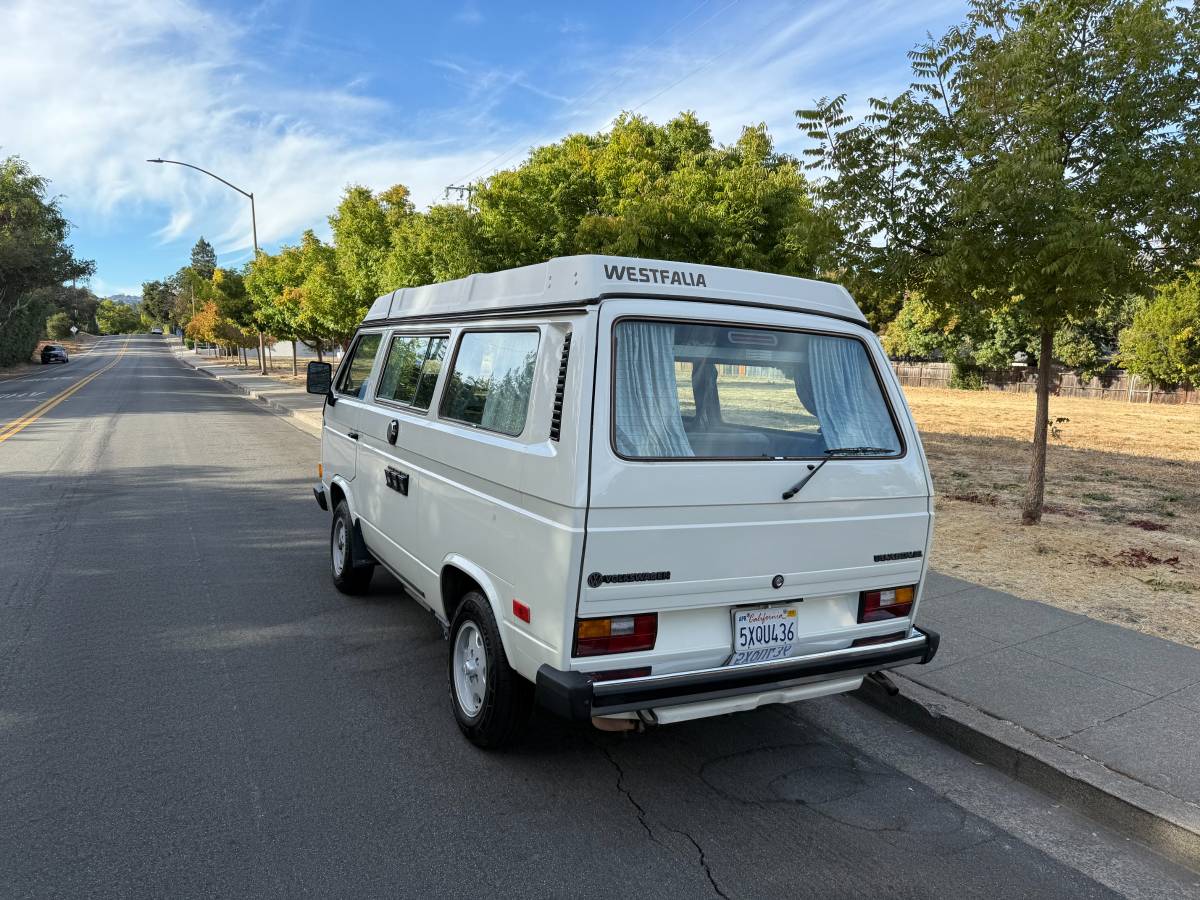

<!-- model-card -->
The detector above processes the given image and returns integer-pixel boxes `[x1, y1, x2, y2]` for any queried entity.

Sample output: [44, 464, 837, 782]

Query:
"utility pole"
[444, 184, 476, 211]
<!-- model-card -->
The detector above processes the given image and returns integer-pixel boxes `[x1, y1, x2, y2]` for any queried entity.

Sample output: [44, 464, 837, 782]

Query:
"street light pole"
[147, 158, 268, 375]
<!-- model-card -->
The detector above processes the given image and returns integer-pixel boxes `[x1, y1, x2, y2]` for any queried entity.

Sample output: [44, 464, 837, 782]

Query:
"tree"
[141, 279, 174, 324]
[799, 0, 1200, 523]
[185, 300, 220, 345]
[0, 156, 94, 366]
[371, 112, 839, 317]
[1118, 271, 1200, 389]
[247, 230, 359, 363]
[190, 237, 217, 281]
[300, 233, 360, 348]
[96, 298, 142, 334]
[329, 187, 400, 308]
[45, 311, 73, 339]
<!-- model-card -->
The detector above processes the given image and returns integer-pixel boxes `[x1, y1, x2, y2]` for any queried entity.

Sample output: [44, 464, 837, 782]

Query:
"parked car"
[150, 326, 163, 335]
[306, 255, 939, 748]
[40, 344, 69, 364]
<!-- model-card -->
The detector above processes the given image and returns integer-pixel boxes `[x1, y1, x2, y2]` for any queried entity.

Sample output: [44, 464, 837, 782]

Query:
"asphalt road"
[1, 336, 1195, 899]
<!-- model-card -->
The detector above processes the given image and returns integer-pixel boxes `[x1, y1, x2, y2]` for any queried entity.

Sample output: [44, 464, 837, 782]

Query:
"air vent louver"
[550, 332, 572, 441]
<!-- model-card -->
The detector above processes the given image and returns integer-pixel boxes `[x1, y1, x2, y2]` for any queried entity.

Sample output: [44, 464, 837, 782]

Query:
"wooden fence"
[889, 361, 1199, 404]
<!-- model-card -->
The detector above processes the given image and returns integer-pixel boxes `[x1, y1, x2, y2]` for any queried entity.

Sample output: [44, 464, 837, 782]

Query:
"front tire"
[448, 592, 533, 749]
[330, 500, 373, 595]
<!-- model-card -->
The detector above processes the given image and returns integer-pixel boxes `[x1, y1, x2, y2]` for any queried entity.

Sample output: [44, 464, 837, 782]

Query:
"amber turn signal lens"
[574, 614, 658, 656]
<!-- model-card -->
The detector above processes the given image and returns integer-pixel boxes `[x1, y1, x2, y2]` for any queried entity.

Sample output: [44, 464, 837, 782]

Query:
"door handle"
[347, 430, 359, 440]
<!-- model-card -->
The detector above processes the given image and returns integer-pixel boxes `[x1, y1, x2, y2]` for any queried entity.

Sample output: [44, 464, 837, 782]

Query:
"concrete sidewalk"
[171, 340, 1200, 867]
[873, 571, 1200, 868]
[173, 346, 323, 438]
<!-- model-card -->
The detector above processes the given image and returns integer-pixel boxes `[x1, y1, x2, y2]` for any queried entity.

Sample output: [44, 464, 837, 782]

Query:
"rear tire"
[448, 591, 533, 749]
[330, 500, 374, 595]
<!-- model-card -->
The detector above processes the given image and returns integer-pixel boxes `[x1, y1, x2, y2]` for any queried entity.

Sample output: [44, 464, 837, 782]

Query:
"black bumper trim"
[536, 627, 939, 722]
[313, 485, 328, 511]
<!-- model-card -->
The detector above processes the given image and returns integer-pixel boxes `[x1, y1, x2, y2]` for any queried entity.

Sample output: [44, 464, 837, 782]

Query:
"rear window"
[441, 330, 540, 436]
[612, 320, 901, 460]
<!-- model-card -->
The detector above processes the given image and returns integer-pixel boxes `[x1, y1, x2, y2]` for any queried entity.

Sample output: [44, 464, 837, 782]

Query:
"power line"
[629, 0, 803, 118]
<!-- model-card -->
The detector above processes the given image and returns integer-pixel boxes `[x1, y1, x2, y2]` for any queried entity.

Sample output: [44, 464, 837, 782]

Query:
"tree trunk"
[291, 340, 298, 377]
[1021, 322, 1055, 525]
[316, 343, 323, 363]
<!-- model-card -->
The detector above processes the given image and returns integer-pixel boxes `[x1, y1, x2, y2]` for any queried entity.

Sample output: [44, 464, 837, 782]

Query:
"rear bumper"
[536, 626, 940, 722]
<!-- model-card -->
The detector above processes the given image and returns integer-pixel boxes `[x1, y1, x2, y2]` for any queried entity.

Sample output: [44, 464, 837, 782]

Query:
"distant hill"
[108, 294, 140, 306]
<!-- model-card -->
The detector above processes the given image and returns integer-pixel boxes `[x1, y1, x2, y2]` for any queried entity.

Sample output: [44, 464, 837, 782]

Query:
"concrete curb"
[174, 350, 321, 440]
[856, 672, 1200, 872]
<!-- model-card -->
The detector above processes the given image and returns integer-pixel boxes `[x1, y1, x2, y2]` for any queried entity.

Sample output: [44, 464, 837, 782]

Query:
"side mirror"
[306, 361, 333, 395]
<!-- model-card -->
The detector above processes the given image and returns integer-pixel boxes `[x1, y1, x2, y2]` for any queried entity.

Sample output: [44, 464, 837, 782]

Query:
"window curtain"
[801, 335, 896, 450]
[614, 323, 694, 457]
[480, 349, 537, 435]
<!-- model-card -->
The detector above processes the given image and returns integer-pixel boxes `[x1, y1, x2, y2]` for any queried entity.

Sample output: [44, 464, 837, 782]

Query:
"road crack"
[596, 743, 730, 899]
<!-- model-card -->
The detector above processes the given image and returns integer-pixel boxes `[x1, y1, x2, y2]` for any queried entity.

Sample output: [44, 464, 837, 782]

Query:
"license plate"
[729, 606, 798, 666]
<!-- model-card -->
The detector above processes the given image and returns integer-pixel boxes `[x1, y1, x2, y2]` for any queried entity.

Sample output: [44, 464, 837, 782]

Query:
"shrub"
[45, 311, 73, 339]
[949, 360, 985, 390]
[1118, 272, 1200, 389]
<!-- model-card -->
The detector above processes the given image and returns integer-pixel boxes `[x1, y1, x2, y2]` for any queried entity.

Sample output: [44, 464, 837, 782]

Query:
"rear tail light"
[858, 585, 915, 623]
[574, 614, 657, 656]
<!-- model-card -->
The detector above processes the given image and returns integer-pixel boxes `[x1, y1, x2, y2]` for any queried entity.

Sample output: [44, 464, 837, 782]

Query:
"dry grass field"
[906, 388, 1200, 648]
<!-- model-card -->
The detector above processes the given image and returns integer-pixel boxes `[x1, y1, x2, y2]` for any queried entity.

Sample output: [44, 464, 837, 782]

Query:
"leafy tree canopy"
[0, 156, 94, 365]
[96, 298, 142, 335]
[798, 0, 1200, 522]
[1118, 271, 1200, 388]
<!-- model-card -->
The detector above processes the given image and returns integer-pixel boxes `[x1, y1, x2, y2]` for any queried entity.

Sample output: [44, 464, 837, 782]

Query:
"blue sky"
[3, 0, 963, 297]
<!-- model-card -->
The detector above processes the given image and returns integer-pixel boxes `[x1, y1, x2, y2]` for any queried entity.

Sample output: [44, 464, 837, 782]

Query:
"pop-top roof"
[362, 255, 866, 325]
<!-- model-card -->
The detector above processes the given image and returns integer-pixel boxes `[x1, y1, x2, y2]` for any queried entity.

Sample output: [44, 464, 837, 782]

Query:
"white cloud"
[89, 276, 143, 298]
[1, 0, 960, 270]
[0, 0, 497, 260]
[438, 0, 961, 183]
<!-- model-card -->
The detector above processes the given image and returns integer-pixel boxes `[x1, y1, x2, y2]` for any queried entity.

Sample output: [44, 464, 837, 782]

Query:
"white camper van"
[306, 256, 939, 748]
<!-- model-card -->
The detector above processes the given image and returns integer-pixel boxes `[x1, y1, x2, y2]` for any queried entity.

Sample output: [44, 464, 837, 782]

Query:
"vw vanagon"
[306, 256, 939, 747]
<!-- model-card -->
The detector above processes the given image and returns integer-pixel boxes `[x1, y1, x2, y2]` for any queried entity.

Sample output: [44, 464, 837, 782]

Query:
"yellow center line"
[0, 338, 131, 444]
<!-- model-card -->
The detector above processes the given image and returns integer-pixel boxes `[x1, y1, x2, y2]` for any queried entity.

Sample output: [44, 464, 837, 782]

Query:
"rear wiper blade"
[780, 446, 895, 500]
[824, 446, 895, 456]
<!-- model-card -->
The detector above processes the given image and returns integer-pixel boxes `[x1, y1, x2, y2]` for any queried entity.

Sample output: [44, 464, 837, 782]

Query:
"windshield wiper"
[780, 446, 895, 500]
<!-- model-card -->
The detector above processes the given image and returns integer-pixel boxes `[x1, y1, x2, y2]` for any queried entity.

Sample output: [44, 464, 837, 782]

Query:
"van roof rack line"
[362, 256, 868, 327]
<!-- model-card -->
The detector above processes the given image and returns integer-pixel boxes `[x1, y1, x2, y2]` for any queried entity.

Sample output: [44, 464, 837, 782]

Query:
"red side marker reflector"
[513, 600, 531, 623]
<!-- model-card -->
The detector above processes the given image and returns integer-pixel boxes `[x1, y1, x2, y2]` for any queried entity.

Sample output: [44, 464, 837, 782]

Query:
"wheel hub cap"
[453, 622, 487, 717]
[332, 520, 346, 575]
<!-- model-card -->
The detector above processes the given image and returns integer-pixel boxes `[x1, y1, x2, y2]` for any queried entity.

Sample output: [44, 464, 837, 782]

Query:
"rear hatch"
[578, 299, 932, 675]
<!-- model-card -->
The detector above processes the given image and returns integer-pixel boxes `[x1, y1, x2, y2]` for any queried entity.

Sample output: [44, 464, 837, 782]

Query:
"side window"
[337, 333, 382, 400]
[376, 334, 448, 411]
[441, 330, 540, 437]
